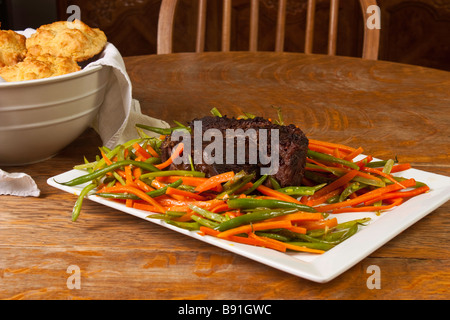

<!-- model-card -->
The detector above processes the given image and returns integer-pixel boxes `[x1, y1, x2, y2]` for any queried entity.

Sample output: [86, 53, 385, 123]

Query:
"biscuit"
[0, 54, 81, 82]
[0, 29, 27, 67]
[26, 20, 107, 62]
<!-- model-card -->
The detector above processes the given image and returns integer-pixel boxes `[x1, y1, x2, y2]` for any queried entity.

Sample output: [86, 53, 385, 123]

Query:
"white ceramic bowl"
[0, 65, 111, 166]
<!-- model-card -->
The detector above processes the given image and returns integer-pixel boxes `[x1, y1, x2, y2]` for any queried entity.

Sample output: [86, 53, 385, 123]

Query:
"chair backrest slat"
[222, 0, 232, 52]
[195, 0, 208, 52]
[249, 0, 259, 52]
[304, 0, 316, 54]
[274, 0, 287, 52]
[158, 0, 380, 60]
[327, 0, 339, 55]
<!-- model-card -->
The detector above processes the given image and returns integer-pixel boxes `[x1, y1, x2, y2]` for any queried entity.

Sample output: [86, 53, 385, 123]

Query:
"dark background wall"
[1, 0, 449, 71]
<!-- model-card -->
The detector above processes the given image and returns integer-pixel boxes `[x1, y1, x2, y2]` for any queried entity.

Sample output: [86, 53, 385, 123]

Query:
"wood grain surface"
[1, 52, 449, 300]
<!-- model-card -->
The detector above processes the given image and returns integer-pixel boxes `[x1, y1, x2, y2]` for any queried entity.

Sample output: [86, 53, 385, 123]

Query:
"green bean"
[268, 176, 281, 190]
[365, 158, 398, 168]
[307, 149, 360, 170]
[165, 220, 200, 231]
[59, 160, 160, 186]
[146, 213, 172, 220]
[216, 173, 255, 199]
[140, 170, 205, 180]
[222, 170, 247, 190]
[382, 159, 395, 174]
[191, 215, 220, 229]
[215, 208, 299, 232]
[255, 231, 291, 242]
[227, 198, 317, 212]
[242, 174, 268, 195]
[166, 211, 187, 217]
[323, 230, 348, 242]
[392, 176, 428, 188]
[334, 217, 371, 230]
[339, 182, 363, 202]
[188, 205, 228, 223]
[277, 183, 326, 196]
[71, 183, 96, 222]
[287, 222, 360, 246]
[325, 194, 340, 204]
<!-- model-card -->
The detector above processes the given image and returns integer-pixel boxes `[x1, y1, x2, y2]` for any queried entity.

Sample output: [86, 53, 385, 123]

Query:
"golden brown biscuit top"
[0, 29, 27, 67]
[0, 54, 81, 82]
[26, 20, 107, 62]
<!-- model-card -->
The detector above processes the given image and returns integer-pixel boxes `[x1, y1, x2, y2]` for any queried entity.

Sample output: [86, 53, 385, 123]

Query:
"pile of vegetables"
[58, 109, 430, 255]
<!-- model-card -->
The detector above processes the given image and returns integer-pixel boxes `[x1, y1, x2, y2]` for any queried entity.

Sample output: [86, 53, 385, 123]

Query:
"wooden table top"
[1, 52, 449, 301]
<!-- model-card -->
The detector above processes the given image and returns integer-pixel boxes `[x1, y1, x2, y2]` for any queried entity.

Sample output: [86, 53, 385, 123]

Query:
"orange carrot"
[135, 179, 155, 193]
[316, 178, 416, 212]
[308, 139, 357, 153]
[306, 188, 342, 207]
[268, 211, 323, 222]
[247, 233, 288, 252]
[390, 163, 412, 173]
[146, 144, 160, 158]
[217, 220, 292, 238]
[249, 233, 324, 254]
[155, 143, 184, 170]
[98, 185, 165, 213]
[166, 186, 207, 201]
[361, 166, 405, 188]
[296, 217, 338, 230]
[256, 184, 302, 204]
[307, 144, 336, 155]
[330, 198, 403, 213]
[282, 242, 325, 254]
[133, 142, 151, 160]
[194, 171, 235, 193]
[100, 149, 113, 166]
[156, 175, 208, 186]
[309, 170, 359, 201]
[286, 226, 307, 234]
[363, 185, 430, 205]
[124, 165, 134, 185]
[343, 146, 364, 161]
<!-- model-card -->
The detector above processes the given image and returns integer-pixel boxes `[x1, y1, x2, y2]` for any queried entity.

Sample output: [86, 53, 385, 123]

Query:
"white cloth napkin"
[0, 169, 40, 197]
[0, 28, 169, 197]
[83, 42, 169, 148]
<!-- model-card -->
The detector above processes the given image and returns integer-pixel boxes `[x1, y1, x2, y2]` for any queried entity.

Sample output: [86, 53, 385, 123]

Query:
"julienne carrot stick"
[363, 185, 430, 206]
[296, 217, 338, 230]
[316, 178, 417, 213]
[343, 146, 364, 161]
[155, 143, 184, 170]
[308, 139, 357, 153]
[217, 220, 293, 238]
[256, 184, 303, 204]
[98, 185, 165, 213]
[166, 187, 207, 201]
[133, 142, 152, 160]
[330, 198, 403, 213]
[194, 171, 235, 193]
[389, 163, 412, 173]
[308, 170, 359, 202]
[361, 166, 405, 188]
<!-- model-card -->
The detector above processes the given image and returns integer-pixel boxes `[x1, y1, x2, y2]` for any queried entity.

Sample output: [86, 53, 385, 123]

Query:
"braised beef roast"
[159, 116, 309, 187]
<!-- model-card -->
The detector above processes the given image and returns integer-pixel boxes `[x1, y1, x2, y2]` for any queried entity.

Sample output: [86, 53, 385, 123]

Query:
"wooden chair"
[157, 0, 380, 60]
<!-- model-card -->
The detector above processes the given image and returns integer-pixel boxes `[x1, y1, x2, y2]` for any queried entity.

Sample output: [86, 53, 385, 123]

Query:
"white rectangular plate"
[48, 167, 450, 283]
